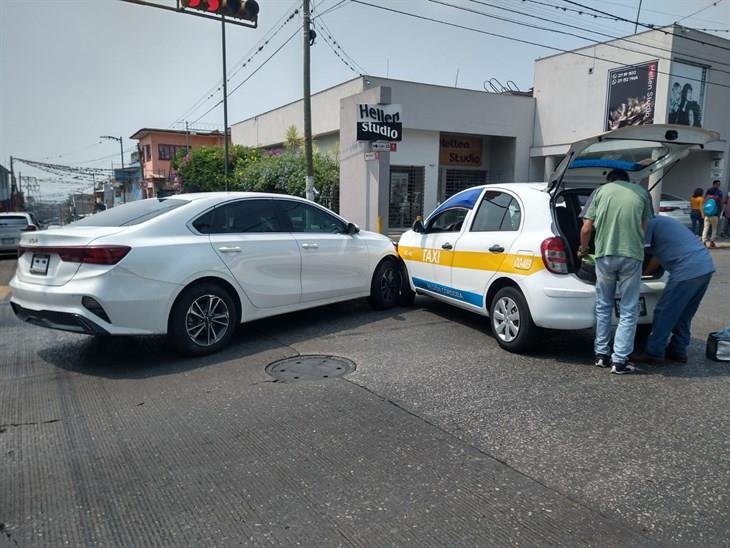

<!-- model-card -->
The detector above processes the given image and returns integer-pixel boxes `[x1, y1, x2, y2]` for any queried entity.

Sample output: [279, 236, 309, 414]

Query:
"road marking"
[0, 286, 10, 301]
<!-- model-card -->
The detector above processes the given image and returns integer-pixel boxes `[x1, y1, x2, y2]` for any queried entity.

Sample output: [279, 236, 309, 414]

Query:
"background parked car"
[658, 193, 692, 227]
[0, 212, 40, 254]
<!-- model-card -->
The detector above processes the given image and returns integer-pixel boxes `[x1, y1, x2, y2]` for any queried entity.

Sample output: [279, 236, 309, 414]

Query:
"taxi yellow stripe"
[398, 245, 544, 276]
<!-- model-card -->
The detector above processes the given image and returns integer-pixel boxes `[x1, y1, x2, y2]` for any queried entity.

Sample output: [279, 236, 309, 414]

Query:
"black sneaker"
[594, 354, 611, 368]
[610, 361, 641, 375]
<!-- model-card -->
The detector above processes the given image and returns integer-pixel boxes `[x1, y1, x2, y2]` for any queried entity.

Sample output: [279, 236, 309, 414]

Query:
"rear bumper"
[11, 302, 109, 335]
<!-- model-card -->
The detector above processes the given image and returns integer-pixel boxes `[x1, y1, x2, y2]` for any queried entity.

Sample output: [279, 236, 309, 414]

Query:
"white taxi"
[398, 125, 720, 353]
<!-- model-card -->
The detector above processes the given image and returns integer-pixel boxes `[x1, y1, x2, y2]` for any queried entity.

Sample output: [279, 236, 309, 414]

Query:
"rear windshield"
[70, 198, 189, 227]
[0, 216, 28, 227]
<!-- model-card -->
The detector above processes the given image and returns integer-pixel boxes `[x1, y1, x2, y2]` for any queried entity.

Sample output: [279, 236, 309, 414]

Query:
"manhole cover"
[266, 355, 356, 382]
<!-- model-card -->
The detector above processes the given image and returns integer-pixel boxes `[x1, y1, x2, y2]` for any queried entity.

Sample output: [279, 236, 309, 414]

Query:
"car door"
[275, 199, 369, 303]
[409, 207, 469, 297]
[199, 198, 301, 308]
[450, 190, 524, 309]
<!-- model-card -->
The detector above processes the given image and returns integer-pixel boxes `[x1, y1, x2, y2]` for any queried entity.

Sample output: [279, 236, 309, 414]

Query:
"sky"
[1, 0, 729, 200]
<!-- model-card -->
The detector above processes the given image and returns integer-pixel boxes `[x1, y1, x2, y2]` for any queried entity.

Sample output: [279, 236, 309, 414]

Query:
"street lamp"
[101, 135, 125, 203]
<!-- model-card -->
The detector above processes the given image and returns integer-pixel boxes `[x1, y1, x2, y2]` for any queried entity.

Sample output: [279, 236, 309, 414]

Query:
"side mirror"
[346, 222, 360, 235]
[412, 219, 425, 233]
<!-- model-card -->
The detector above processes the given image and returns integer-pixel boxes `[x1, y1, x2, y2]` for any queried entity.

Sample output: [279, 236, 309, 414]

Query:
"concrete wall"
[231, 77, 365, 147]
[390, 129, 440, 215]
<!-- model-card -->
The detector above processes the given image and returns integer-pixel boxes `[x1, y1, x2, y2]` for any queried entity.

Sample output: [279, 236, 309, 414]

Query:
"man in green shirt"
[578, 169, 653, 374]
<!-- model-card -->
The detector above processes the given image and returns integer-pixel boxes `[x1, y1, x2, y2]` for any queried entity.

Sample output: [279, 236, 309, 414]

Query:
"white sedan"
[398, 125, 719, 353]
[10, 193, 402, 355]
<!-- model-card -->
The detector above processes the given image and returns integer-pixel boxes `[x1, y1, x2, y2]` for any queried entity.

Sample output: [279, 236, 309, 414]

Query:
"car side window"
[277, 201, 346, 234]
[194, 200, 282, 234]
[425, 208, 468, 233]
[470, 191, 521, 232]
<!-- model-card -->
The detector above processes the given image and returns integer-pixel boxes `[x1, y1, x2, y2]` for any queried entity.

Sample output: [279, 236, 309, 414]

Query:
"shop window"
[389, 166, 424, 228]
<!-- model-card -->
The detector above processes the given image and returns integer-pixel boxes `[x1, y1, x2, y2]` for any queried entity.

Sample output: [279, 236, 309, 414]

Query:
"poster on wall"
[605, 60, 658, 131]
[667, 61, 708, 127]
[357, 104, 402, 142]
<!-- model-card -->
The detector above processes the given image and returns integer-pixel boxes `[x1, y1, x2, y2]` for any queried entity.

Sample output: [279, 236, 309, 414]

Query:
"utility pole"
[303, 0, 315, 201]
[222, 15, 230, 191]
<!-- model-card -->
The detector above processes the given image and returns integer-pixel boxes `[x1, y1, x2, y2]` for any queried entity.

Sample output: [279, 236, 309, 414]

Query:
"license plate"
[1, 238, 14, 245]
[30, 254, 50, 275]
[614, 296, 647, 317]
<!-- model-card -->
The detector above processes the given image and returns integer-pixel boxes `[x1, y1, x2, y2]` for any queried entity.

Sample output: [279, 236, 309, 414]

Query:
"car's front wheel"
[489, 286, 538, 353]
[168, 283, 238, 356]
[368, 259, 401, 310]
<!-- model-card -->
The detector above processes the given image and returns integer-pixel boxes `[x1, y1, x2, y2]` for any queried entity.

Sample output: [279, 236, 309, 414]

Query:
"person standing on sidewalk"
[578, 169, 653, 374]
[632, 215, 715, 364]
[690, 187, 704, 236]
[702, 181, 723, 247]
[720, 195, 730, 238]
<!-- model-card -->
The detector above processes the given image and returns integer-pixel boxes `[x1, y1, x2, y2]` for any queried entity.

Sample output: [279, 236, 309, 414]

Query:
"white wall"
[390, 129, 440, 215]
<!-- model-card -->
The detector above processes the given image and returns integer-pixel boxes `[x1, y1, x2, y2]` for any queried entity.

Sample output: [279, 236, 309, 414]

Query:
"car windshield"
[70, 198, 189, 227]
[0, 216, 28, 227]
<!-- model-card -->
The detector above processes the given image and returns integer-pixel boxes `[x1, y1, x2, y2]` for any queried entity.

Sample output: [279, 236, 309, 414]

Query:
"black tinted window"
[426, 208, 468, 233]
[206, 200, 282, 234]
[0, 216, 28, 227]
[471, 191, 521, 232]
[278, 201, 345, 233]
[71, 198, 188, 227]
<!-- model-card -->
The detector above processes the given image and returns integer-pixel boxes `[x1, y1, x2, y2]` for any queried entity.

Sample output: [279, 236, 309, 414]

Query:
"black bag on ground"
[706, 332, 730, 362]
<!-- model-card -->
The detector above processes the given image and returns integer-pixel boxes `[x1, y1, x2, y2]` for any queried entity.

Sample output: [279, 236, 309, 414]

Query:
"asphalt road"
[1, 251, 728, 547]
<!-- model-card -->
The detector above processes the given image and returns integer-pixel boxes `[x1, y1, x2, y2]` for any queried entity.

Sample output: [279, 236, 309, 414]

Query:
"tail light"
[540, 237, 569, 274]
[659, 206, 678, 212]
[17, 245, 131, 265]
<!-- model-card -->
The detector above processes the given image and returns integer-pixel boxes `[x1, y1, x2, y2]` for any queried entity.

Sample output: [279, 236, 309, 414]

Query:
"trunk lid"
[16, 226, 126, 286]
[547, 125, 720, 195]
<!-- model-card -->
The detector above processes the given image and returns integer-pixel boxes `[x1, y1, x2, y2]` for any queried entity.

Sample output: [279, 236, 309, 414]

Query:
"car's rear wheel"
[489, 287, 538, 353]
[169, 283, 237, 356]
[368, 259, 401, 310]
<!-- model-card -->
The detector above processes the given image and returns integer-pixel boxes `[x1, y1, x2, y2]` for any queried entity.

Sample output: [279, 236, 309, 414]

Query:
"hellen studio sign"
[357, 104, 402, 142]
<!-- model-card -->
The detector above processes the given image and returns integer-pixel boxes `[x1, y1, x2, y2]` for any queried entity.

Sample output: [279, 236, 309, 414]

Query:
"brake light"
[17, 246, 131, 265]
[541, 237, 569, 274]
[659, 206, 678, 212]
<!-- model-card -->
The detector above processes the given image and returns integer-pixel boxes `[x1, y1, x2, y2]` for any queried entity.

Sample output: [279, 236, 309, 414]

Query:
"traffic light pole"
[303, 0, 314, 202]
[222, 14, 230, 191]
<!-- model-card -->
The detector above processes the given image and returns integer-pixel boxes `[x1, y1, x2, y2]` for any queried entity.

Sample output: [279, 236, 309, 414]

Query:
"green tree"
[284, 125, 303, 151]
[171, 145, 260, 192]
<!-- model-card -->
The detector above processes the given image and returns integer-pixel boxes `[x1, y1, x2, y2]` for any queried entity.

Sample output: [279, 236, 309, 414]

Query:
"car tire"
[168, 283, 238, 356]
[398, 262, 416, 306]
[489, 286, 538, 353]
[368, 259, 401, 310]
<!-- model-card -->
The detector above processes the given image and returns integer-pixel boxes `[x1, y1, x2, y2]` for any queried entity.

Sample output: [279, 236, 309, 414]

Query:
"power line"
[312, 2, 366, 74]
[560, 0, 730, 52]
[171, 1, 302, 127]
[191, 28, 300, 124]
[41, 141, 104, 160]
[675, 0, 726, 24]
[518, 0, 617, 20]
[349, 0, 730, 91]
[468, 0, 730, 69]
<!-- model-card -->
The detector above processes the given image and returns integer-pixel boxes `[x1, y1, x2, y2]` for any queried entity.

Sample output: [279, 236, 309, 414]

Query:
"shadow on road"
[36, 298, 415, 379]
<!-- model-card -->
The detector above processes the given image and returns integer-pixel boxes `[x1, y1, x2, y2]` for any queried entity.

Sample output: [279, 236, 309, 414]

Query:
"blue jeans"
[595, 256, 642, 363]
[690, 210, 702, 235]
[645, 273, 712, 357]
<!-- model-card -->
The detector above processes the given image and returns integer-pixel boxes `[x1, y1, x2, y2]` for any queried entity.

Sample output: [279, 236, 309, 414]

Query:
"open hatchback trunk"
[546, 124, 720, 277]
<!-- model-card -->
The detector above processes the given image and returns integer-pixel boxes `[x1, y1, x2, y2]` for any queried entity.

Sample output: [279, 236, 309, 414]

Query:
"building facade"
[130, 128, 228, 198]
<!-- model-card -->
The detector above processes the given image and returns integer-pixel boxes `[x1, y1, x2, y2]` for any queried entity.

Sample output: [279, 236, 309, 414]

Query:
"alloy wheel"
[379, 265, 399, 303]
[493, 296, 520, 343]
[185, 294, 230, 347]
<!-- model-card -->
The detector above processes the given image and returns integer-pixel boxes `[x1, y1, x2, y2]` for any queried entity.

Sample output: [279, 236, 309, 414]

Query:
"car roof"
[0, 212, 31, 216]
[176, 192, 311, 202]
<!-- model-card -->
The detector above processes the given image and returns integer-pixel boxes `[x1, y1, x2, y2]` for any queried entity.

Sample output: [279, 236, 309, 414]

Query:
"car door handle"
[218, 246, 241, 253]
[301, 243, 319, 249]
[489, 245, 505, 253]
[441, 242, 453, 250]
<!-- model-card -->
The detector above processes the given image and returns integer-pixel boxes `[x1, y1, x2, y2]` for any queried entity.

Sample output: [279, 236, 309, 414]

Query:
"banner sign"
[439, 134, 483, 166]
[357, 104, 402, 142]
[667, 61, 708, 128]
[605, 61, 658, 131]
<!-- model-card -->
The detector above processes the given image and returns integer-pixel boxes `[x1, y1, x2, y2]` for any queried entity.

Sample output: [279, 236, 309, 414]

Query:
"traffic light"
[181, 0, 259, 22]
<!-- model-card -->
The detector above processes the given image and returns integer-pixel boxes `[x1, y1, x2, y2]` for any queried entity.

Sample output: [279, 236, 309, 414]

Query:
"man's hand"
[643, 256, 660, 276]
[578, 218, 594, 258]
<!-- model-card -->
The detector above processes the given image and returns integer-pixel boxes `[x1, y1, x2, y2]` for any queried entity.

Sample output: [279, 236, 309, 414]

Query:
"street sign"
[364, 151, 381, 161]
[390, 142, 397, 152]
[371, 142, 390, 151]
